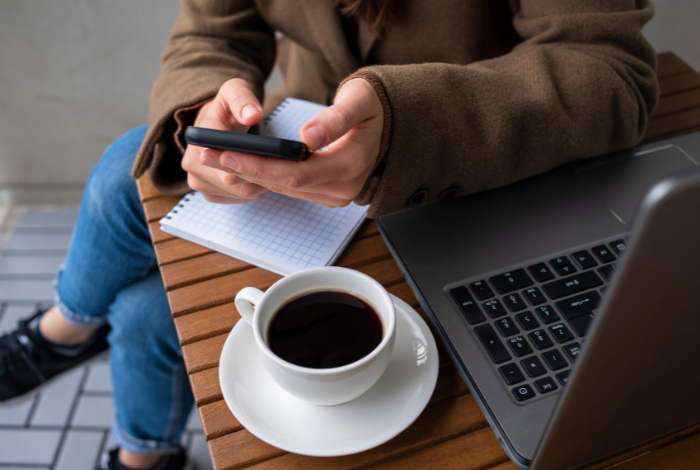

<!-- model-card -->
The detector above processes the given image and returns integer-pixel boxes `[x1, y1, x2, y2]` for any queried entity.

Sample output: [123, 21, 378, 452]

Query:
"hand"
[181, 78, 270, 204]
[200, 78, 384, 207]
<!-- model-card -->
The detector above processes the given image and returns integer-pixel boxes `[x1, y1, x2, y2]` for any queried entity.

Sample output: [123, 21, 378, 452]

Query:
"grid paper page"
[261, 98, 327, 141]
[160, 98, 368, 275]
[160, 192, 368, 275]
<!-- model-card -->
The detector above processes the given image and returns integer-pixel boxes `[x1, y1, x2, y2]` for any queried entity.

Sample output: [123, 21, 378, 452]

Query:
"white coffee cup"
[234, 266, 396, 406]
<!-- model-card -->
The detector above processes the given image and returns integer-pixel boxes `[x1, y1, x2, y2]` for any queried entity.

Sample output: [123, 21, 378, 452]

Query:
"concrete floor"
[0, 208, 213, 470]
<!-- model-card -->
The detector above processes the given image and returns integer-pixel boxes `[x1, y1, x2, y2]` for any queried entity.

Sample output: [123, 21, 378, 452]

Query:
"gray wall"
[0, 0, 698, 203]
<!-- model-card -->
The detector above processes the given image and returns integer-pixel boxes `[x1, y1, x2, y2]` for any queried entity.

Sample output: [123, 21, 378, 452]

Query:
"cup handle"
[235, 287, 264, 326]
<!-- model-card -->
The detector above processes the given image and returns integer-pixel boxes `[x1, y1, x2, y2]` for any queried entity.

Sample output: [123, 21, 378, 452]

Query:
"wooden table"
[137, 52, 700, 470]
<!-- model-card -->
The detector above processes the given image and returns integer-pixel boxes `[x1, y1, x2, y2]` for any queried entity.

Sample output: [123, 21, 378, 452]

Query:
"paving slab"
[2, 233, 72, 251]
[71, 395, 114, 428]
[0, 255, 64, 276]
[54, 430, 104, 470]
[0, 429, 62, 464]
[0, 305, 36, 334]
[84, 361, 113, 393]
[0, 395, 36, 425]
[16, 211, 78, 229]
[31, 367, 85, 427]
[0, 279, 53, 301]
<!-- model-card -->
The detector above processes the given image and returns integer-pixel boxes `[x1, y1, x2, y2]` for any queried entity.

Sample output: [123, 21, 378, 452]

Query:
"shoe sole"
[0, 349, 109, 408]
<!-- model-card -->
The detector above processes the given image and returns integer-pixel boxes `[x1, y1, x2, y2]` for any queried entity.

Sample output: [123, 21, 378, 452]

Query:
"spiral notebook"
[160, 98, 369, 276]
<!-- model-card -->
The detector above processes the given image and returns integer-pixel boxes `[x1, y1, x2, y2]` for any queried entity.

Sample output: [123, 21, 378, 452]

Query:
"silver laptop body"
[377, 131, 700, 469]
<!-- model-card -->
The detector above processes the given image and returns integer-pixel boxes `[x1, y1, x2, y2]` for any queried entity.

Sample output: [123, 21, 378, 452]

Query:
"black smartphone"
[184, 126, 312, 161]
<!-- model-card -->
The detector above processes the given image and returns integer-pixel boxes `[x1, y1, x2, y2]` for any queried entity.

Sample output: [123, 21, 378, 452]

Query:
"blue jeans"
[55, 126, 194, 454]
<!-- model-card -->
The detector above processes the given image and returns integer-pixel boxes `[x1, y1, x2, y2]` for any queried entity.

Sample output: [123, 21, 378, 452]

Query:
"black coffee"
[267, 291, 383, 369]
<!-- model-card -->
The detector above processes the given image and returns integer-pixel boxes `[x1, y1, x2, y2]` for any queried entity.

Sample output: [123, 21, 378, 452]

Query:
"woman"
[0, 0, 658, 469]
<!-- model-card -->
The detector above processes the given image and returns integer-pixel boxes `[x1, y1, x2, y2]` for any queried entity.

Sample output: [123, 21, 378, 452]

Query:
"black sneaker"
[98, 447, 195, 470]
[0, 309, 110, 405]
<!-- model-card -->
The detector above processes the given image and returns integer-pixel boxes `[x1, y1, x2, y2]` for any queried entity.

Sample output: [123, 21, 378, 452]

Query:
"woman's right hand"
[181, 78, 270, 204]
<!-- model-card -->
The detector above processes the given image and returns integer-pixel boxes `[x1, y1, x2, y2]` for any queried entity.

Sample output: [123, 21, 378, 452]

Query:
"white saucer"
[218, 294, 439, 456]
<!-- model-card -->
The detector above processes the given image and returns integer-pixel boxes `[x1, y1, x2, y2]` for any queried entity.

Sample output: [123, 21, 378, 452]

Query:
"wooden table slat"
[658, 71, 700, 98]
[220, 394, 486, 470]
[162, 252, 252, 292]
[199, 400, 243, 442]
[136, 173, 167, 202]
[651, 87, 700, 119]
[644, 106, 700, 141]
[148, 221, 177, 244]
[137, 52, 700, 470]
[190, 367, 223, 406]
[367, 426, 507, 470]
[143, 196, 181, 223]
[154, 238, 213, 266]
[656, 52, 693, 79]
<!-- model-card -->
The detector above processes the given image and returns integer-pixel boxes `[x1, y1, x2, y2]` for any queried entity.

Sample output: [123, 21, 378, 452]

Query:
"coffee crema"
[267, 291, 383, 369]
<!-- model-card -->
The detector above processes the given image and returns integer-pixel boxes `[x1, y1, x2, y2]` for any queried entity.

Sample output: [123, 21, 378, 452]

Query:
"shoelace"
[0, 319, 46, 383]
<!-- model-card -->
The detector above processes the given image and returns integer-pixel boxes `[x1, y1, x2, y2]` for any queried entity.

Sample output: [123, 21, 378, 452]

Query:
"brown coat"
[133, 0, 658, 218]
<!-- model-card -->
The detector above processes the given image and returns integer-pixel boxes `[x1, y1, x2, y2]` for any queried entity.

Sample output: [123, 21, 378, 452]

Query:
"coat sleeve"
[132, 0, 276, 194]
[353, 0, 659, 217]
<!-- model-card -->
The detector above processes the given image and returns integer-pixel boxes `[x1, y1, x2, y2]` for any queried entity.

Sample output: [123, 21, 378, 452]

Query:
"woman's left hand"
[199, 78, 384, 207]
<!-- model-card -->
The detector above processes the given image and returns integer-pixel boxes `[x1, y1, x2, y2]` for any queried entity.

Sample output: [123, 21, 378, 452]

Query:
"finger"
[218, 78, 264, 127]
[188, 172, 268, 201]
[299, 78, 379, 149]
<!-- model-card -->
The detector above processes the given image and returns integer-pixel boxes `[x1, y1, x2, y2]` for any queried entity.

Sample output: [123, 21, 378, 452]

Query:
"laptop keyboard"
[449, 239, 626, 403]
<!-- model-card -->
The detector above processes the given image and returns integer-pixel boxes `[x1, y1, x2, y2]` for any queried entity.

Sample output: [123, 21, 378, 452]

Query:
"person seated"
[0, 0, 658, 469]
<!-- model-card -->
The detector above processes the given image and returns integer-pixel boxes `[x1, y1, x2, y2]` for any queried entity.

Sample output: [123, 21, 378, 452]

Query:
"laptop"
[377, 130, 700, 469]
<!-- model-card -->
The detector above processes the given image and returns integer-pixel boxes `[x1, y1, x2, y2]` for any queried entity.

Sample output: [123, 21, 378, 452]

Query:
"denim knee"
[84, 125, 149, 218]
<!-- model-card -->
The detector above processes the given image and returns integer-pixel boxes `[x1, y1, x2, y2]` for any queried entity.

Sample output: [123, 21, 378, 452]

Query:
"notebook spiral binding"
[164, 193, 195, 219]
[263, 98, 291, 125]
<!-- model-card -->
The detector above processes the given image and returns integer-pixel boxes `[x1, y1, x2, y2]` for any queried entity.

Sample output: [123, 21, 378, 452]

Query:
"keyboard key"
[489, 269, 534, 294]
[507, 336, 533, 357]
[522, 287, 546, 306]
[542, 350, 568, 370]
[515, 311, 540, 331]
[535, 305, 560, 324]
[571, 250, 598, 269]
[520, 356, 547, 378]
[528, 330, 554, 350]
[563, 343, 583, 362]
[555, 291, 602, 320]
[499, 363, 525, 385]
[534, 376, 558, 394]
[469, 280, 495, 300]
[556, 370, 571, 385]
[495, 317, 520, 337]
[568, 313, 595, 337]
[449, 287, 486, 324]
[473, 324, 512, 364]
[528, 263, 555, 282]
[591, 245, 616, 263]
[550, 257, 577, 276]
[512, 384, 536, 402]
[609, 239, 627, 255]
[597, 263, 617, 282]
[503, 293, 528, 312]
[549, 323, 575, 343]
[483, 299, 507, 318]
[542, 271, 604, 299]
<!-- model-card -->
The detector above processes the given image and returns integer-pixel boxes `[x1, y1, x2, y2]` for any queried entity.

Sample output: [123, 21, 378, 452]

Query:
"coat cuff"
[337, 72, 392, 214]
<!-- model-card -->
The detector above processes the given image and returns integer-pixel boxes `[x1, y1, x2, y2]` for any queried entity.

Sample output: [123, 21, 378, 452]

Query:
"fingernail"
[304, 126, 326, 149]
[222, 156, 239, 170]
[200, 154, 216, 167]
[241, 104, 261, 121]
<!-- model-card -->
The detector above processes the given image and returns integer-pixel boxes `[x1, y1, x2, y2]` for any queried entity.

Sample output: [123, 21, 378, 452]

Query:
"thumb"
[300, 78, 379, 149]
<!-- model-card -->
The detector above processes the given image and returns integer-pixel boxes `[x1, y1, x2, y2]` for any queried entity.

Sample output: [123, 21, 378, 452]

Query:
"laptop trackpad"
[576, 146, 698, 224]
